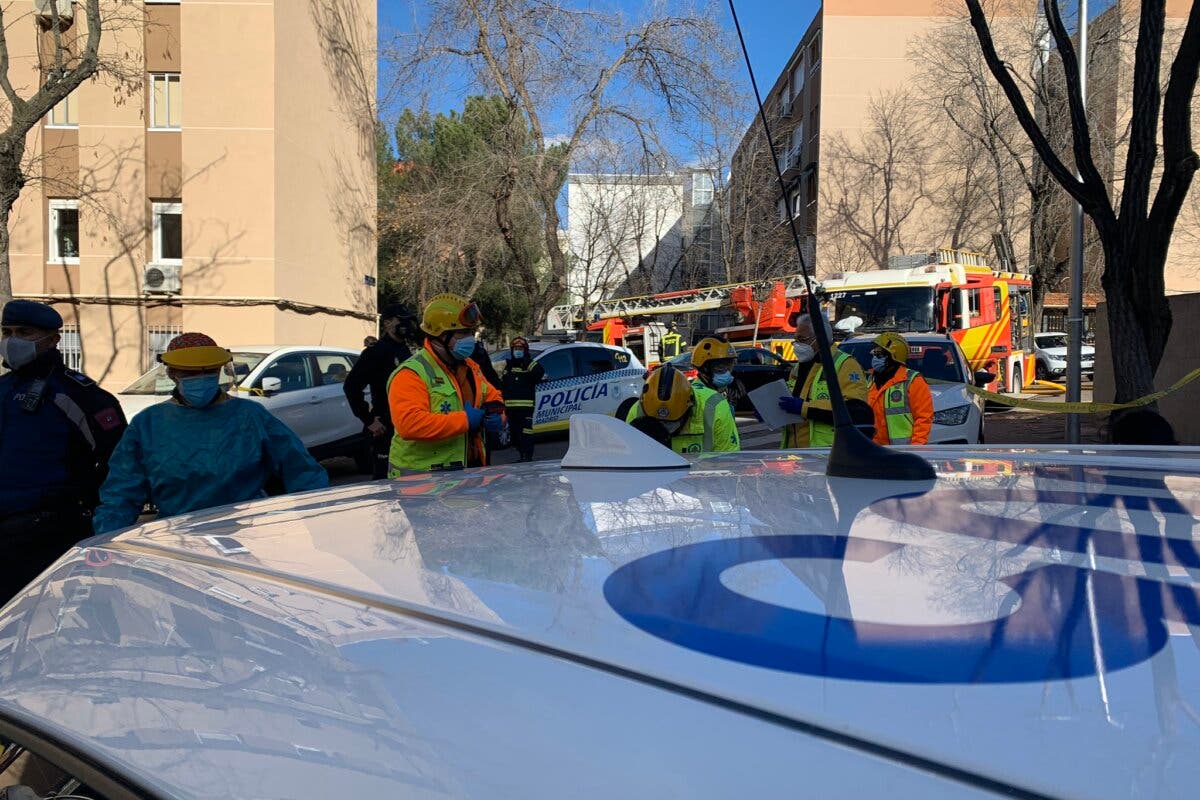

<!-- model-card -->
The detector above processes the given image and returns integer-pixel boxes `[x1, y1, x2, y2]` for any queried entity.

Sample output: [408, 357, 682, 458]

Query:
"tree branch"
[1147, 1, 1200, 237]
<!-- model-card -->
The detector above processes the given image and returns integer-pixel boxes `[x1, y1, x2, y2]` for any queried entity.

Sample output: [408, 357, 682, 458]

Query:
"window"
[968, 288, 983, 318]
[573, 348, 622, 376]
[809, 105, 819, 141]
[316, 354, 355, 384]
[789, 188, 802, 219]
[47, 92, 77, 128]
[535, 348, 575, 383]
[256, 353, 316, 393]
[790, 123, 804, 165]
[809, 31, 821, 72]
[149, 72, 181, 129]
[692, 172, 714, 206]
[152, 201, 182, 264]
[147, 325, 182, 368]
[792, 61, 805, 96]
[805, 173, 818, 205]
[48, 199, 80, 264]
[60, 325, 82, 371]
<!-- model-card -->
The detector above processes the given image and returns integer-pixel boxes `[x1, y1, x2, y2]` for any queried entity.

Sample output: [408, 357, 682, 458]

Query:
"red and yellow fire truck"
[821, 248, 1035, 393]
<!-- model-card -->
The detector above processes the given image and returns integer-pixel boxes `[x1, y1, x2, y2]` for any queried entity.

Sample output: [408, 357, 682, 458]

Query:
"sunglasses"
[459, 302, 482, 328]
[871, 349, 888, 358]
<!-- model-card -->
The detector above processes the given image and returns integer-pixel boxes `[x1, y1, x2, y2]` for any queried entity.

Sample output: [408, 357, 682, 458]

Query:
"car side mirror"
[974, 371, 994, 388]
[261, 377, 282, 396]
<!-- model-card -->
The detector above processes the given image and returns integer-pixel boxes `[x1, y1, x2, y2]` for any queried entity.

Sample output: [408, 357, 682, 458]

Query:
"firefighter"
[659, 321, 684, 362]
[387, 294, 504, 475]
[625, 364, 740, 454]
[778, 312, 872, 448]
[867, 332, 933, 446]
[344, 304, 417, 478]
[501, 336, 544, 462]
[0, 300, 128, 601]
[691, 336, 743, 409]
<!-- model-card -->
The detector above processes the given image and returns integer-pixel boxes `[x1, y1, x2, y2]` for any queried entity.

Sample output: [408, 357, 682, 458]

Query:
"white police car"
[0, 416, 1198, 798]
[491, 340, 644, 433]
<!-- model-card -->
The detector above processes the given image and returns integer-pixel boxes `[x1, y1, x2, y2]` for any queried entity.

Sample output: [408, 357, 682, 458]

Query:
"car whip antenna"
[724, 0, 934, 480]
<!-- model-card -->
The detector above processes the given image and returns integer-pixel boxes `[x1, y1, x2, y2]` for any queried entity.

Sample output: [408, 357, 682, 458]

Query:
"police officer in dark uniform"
[0, 300, 127, 602]
[344, 304, 416, 478]
[500, 336, 544, 462]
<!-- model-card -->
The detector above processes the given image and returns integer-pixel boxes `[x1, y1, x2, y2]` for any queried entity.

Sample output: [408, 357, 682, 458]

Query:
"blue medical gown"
[93, 397, 329, 534]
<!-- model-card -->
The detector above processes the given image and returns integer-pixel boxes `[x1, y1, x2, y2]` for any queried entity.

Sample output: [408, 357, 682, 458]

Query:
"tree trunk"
[0, 141, 28, 308]
[1101, 243, 1161, 404]
[0, 205, 12, 309]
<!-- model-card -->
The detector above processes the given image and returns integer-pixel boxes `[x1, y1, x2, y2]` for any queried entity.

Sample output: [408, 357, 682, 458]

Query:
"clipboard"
[747, 379, 797, 431]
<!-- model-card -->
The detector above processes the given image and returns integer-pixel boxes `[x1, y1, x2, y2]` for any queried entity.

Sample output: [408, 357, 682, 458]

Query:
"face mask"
[793, 343, 816, 363]
[871, 356, 889, 373]
[512, 349, 525, 360]
[711, 371, 734, 388]
[179, 374, 221, 408]
[451, 335, 477, 360]
[662, 418, 683, 435]
[0, 335, 42, 370]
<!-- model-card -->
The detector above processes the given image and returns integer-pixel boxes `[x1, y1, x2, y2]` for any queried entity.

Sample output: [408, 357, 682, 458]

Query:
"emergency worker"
[93, 333, 328, 534]
[659, 321, 684, 362]
[501, 336, 544, 462]
[625, 364, 740, 454]
[778, 312, 872, 447]
[692, 337, 744, 409]
[867, 332, 933, 446]
[387, 294, 504, 475]
[0, 300, 127, 600]
[344, 303, 417, 478]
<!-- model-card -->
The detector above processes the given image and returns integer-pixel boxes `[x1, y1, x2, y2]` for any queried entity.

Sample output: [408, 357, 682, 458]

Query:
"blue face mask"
[513, 349, 525, 360]
[451, 335, 477, 360]
[871, 356, 888, 373]
[179, 374, 221, 408]
[712, 371, 734, 388]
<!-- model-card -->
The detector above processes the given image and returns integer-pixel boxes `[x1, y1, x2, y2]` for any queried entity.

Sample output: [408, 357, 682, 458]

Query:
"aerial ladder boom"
[545, 274, 811, 331]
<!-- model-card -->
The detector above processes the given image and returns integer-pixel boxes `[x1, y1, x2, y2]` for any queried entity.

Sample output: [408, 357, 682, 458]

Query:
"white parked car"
[1034, 331, 1096, 380]
[490, 340, 645, 433]
[1, 418, 1198, 798]
[117, 345, 370, 465]
[840, 333, 987, 444]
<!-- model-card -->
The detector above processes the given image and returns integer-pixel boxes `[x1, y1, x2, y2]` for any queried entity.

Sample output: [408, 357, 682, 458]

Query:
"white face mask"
[793, 343, 816, 363]
[0, 335, 45, 370]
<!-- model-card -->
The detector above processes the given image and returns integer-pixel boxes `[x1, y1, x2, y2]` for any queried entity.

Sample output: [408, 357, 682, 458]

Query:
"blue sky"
[378, 0, 823, 139]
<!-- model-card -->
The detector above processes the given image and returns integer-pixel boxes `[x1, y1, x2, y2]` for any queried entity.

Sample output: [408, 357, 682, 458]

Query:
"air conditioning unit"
[143, 263, 182, 294]
[34, 0, 74, 23]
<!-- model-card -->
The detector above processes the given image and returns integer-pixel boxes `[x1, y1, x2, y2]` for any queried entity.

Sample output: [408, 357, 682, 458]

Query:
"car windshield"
[120, 351, 265, 396]
[832, 288, 936, 334]
[1038, 334, 1068, 349]
[841, 340, 965, 384]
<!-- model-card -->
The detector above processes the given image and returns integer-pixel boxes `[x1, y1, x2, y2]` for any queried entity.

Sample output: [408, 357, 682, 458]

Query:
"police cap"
[381, 303, 416, 321]
[2, 300, 63, 331]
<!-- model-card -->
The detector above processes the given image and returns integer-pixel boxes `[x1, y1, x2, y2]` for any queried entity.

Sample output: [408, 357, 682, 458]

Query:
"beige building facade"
[7, 0, 378, 389]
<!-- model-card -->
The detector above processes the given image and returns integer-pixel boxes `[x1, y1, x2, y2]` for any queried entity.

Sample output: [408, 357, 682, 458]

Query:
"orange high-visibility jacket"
[868, 365, 933, 446]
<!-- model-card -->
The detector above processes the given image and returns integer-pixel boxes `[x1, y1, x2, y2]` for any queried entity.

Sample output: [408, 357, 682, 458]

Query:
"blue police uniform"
[1, 301, 128, 602]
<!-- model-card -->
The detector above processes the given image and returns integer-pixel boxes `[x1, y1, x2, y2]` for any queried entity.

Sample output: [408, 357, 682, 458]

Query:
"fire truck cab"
[823, 249, 1034, 393]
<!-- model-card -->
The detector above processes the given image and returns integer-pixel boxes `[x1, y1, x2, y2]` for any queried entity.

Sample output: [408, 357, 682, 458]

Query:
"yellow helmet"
[158, 332, 232, 370]
[691, 337, 736, 370]
[873, 331, 909, 364]
[641, 364, 694, 422]
[421, 293, 482, 337]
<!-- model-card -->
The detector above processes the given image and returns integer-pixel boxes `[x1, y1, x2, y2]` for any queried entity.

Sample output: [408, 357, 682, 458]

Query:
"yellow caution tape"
[966, 367, 1200, 414]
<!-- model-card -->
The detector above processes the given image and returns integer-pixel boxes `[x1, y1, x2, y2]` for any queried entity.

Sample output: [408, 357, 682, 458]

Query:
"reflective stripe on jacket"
[868, 365, 933, 446]
[780, 349, 869, 448]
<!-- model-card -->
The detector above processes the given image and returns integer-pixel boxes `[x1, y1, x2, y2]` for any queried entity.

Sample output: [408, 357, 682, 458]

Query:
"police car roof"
[2, 446, 1199, 798]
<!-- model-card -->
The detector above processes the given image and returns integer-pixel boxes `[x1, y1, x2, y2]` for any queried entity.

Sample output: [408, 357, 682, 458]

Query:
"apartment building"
[566, 168, 721, 307]
[7, 0, 377, 389]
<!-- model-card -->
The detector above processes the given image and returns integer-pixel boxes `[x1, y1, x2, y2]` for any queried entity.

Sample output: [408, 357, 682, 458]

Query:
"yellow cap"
[641, 364, 693, 422]
[691, 337, 736, 369]
[158, 332, 233, 370]
[873, 332, 909, 364]
[421, 293, 482, 337]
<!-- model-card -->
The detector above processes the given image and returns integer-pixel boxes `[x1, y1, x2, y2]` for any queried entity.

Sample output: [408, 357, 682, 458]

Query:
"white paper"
[747, 379, 797, 431]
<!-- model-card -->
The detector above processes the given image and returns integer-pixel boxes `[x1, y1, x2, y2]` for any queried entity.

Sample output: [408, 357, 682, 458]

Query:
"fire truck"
[820, 248, 1035, 393]
[545, 276, 812, 365]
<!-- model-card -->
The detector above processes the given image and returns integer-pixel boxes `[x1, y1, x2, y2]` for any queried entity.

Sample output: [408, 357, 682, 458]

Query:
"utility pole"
[1066, 0, 1088, 444]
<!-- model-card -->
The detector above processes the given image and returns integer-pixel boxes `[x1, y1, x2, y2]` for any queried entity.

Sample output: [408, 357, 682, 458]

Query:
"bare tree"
[726, 124, 803, 281]
[965, 0, 1200, 404]
[0, 1, 141, 306]
[387, 0, 734, 325]
[822, 90, 932, 270]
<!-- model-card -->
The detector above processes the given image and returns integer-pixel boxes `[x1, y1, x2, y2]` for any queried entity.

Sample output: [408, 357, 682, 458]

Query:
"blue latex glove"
[778, 396, 805, 416]
[464, 405, 485, 431]
[484, 413, 504, 433]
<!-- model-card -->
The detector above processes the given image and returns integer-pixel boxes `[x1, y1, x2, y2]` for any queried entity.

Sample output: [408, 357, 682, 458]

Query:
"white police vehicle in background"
[490, 340, 644, 433]
[1, 414, 1198, 798]
[116, 345, 369, 466]
[839, 332, 988, 444]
